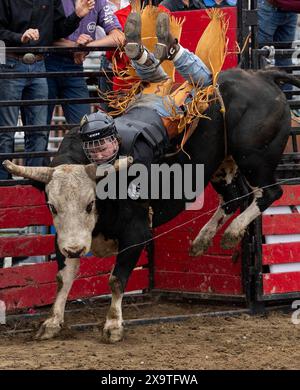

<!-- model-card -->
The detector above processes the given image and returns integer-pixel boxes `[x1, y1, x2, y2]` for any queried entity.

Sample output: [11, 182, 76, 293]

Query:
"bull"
[3, 68, 298, 342]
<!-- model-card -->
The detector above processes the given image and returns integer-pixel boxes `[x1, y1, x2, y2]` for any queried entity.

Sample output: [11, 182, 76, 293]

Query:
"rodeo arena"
[1, 0, 300, 378]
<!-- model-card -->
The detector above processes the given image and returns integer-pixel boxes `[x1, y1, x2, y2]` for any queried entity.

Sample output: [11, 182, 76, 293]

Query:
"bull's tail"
[260, 68, 300, 89]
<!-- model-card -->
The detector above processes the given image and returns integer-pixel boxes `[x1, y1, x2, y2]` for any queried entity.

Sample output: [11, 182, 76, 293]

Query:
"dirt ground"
[0, 298, 299, 370]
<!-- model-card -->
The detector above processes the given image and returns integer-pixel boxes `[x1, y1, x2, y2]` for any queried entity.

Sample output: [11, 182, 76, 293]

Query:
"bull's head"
[3, 158, 132, 258]
[3, 161, 98, 258]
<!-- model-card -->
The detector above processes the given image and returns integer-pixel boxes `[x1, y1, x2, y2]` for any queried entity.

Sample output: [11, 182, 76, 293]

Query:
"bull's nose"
[64, 246, 86, 258]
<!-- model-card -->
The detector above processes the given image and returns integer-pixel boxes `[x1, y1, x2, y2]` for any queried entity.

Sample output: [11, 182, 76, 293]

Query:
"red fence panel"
[0, 185, 149, 311]
[176, 7, 237, 70]
[261, 185, 300, 298]
[152, 8, 241, 297]
[153, 184, 243, 296]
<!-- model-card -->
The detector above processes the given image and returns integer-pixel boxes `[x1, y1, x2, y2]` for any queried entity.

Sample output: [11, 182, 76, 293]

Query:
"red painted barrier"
[153, 8, 241, 297]
[153, 184, 243, 296]
[261, 185, 300, 298]
[174, 7, 237, 70]
[0, 185, 148, 311]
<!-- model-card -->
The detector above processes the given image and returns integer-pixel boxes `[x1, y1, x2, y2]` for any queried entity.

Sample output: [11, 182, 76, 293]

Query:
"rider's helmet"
[79, 111, 120, 165]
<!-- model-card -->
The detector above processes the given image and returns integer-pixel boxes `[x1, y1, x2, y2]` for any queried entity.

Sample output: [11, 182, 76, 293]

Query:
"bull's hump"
[61, 165, 76, 174]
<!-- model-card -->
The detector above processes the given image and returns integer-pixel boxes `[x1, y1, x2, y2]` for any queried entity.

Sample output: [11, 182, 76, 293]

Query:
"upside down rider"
[79, 11, 212, 195]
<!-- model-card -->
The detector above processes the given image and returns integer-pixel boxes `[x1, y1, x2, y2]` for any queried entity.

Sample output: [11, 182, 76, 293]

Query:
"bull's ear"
[85, 163, 97, 181]
[2, 160, 54, 183]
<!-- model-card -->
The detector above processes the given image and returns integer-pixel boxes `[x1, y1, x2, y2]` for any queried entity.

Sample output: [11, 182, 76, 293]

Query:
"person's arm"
[160, 0, 186, 11]
[53, 0, 95, 40]
[87, 29, 124, 48]
[91, 0, 123, 46]
[52, 38, 77, 47]
[0, 0, 22, 45]
[74, 30, 123, 65]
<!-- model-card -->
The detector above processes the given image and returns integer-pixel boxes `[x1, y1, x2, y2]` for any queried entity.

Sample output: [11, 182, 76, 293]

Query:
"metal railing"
[0, 45, 116, 183]
[252, 43, 300, 180]
[0, 45, 117, 266]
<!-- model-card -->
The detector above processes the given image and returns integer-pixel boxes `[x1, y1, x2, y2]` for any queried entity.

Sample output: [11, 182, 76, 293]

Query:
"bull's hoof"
[189, 239, 210, 257]
[221, 231, 242, 250]
[34, 322, 62, 340]
[102, 325, 124, 344]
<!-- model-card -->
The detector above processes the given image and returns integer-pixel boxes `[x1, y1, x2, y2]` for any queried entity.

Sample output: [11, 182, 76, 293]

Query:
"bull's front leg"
[103, 274, 124, 343]
[35, 258, 80, 340]
[102, 245, 145, 344]
[103, 205, 151, 343]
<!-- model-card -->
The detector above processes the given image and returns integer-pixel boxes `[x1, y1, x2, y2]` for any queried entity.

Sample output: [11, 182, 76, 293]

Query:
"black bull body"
[3, 68, 298, 342]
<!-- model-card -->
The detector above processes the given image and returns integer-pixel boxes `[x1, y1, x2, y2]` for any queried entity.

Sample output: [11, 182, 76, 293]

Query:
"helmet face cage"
[83, 135, 119, 165]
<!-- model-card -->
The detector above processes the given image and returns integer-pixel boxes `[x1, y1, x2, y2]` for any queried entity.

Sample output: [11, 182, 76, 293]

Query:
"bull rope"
[112, 176, 300, 256]
[215, 83, 228, 156]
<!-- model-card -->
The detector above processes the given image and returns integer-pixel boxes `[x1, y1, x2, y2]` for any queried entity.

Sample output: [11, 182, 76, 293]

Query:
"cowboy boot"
[124, 12, 143, 60]
[154, 12, 180, 62]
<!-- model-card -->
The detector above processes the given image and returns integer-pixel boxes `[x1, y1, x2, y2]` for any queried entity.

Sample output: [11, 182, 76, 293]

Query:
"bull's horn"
[96, 156, 133, 179]
[115, 156, 133, 170]
[2, 160, 54, 183]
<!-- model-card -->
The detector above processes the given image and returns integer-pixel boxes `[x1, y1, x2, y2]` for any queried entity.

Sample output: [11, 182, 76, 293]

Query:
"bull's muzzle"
[63, 246, 87, 259]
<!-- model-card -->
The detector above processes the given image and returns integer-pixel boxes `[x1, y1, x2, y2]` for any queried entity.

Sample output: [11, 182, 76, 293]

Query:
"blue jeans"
[258, 0, 297, 67]
[0, 58, 48, 180]
[98, 54, 113, 112]
[129, 48, 212, 117]
[45, 55, 91, 124]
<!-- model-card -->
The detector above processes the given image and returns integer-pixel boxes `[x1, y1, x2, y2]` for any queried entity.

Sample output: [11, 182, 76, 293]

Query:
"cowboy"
[80, 11, 212, 200]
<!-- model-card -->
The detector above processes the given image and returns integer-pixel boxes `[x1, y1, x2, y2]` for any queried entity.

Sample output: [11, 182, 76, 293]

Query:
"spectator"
[260, 1, 300, 115]
[160, 0, 236, 11]
[96, 0, 130, 111]
[258, 0, 298, 93]
[266, 1, 300, 13]
[258, 0, 297, 61]
[202, 0, 236, 7]
[0, 0, 95, 180]
[159, 0, 199, 11]
[46, 0, 123, 126]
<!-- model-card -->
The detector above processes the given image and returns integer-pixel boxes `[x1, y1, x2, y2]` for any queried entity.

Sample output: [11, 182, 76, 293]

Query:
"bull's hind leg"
[190, 157, 246, 256]
[221, 185, 263, 249]
[222, 151, 284, 250]
[189, 195, 231, 256]
[221, 182, 283, 249]
[221, 92, 290, 249]
[35, 258, 80, 340]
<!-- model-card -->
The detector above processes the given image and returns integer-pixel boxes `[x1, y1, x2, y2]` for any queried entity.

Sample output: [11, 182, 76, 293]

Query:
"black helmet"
[79, 111, 120, 165]
[79, 111, 118, 141]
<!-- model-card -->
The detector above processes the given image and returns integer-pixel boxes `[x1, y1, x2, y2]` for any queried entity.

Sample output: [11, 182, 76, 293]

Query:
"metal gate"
[241, 0, 300, 308]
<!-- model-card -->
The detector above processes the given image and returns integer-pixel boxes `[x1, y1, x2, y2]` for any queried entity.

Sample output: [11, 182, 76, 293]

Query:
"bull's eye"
[48, 203, 57, 215]
[86, 201, 94, 214]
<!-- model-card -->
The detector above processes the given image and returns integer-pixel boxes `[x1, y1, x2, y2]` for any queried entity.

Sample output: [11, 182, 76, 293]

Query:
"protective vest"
[115, 107, 169, 159]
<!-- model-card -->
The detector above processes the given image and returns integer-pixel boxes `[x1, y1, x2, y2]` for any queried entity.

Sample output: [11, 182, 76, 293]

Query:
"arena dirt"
[0, 299, 299, 370]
